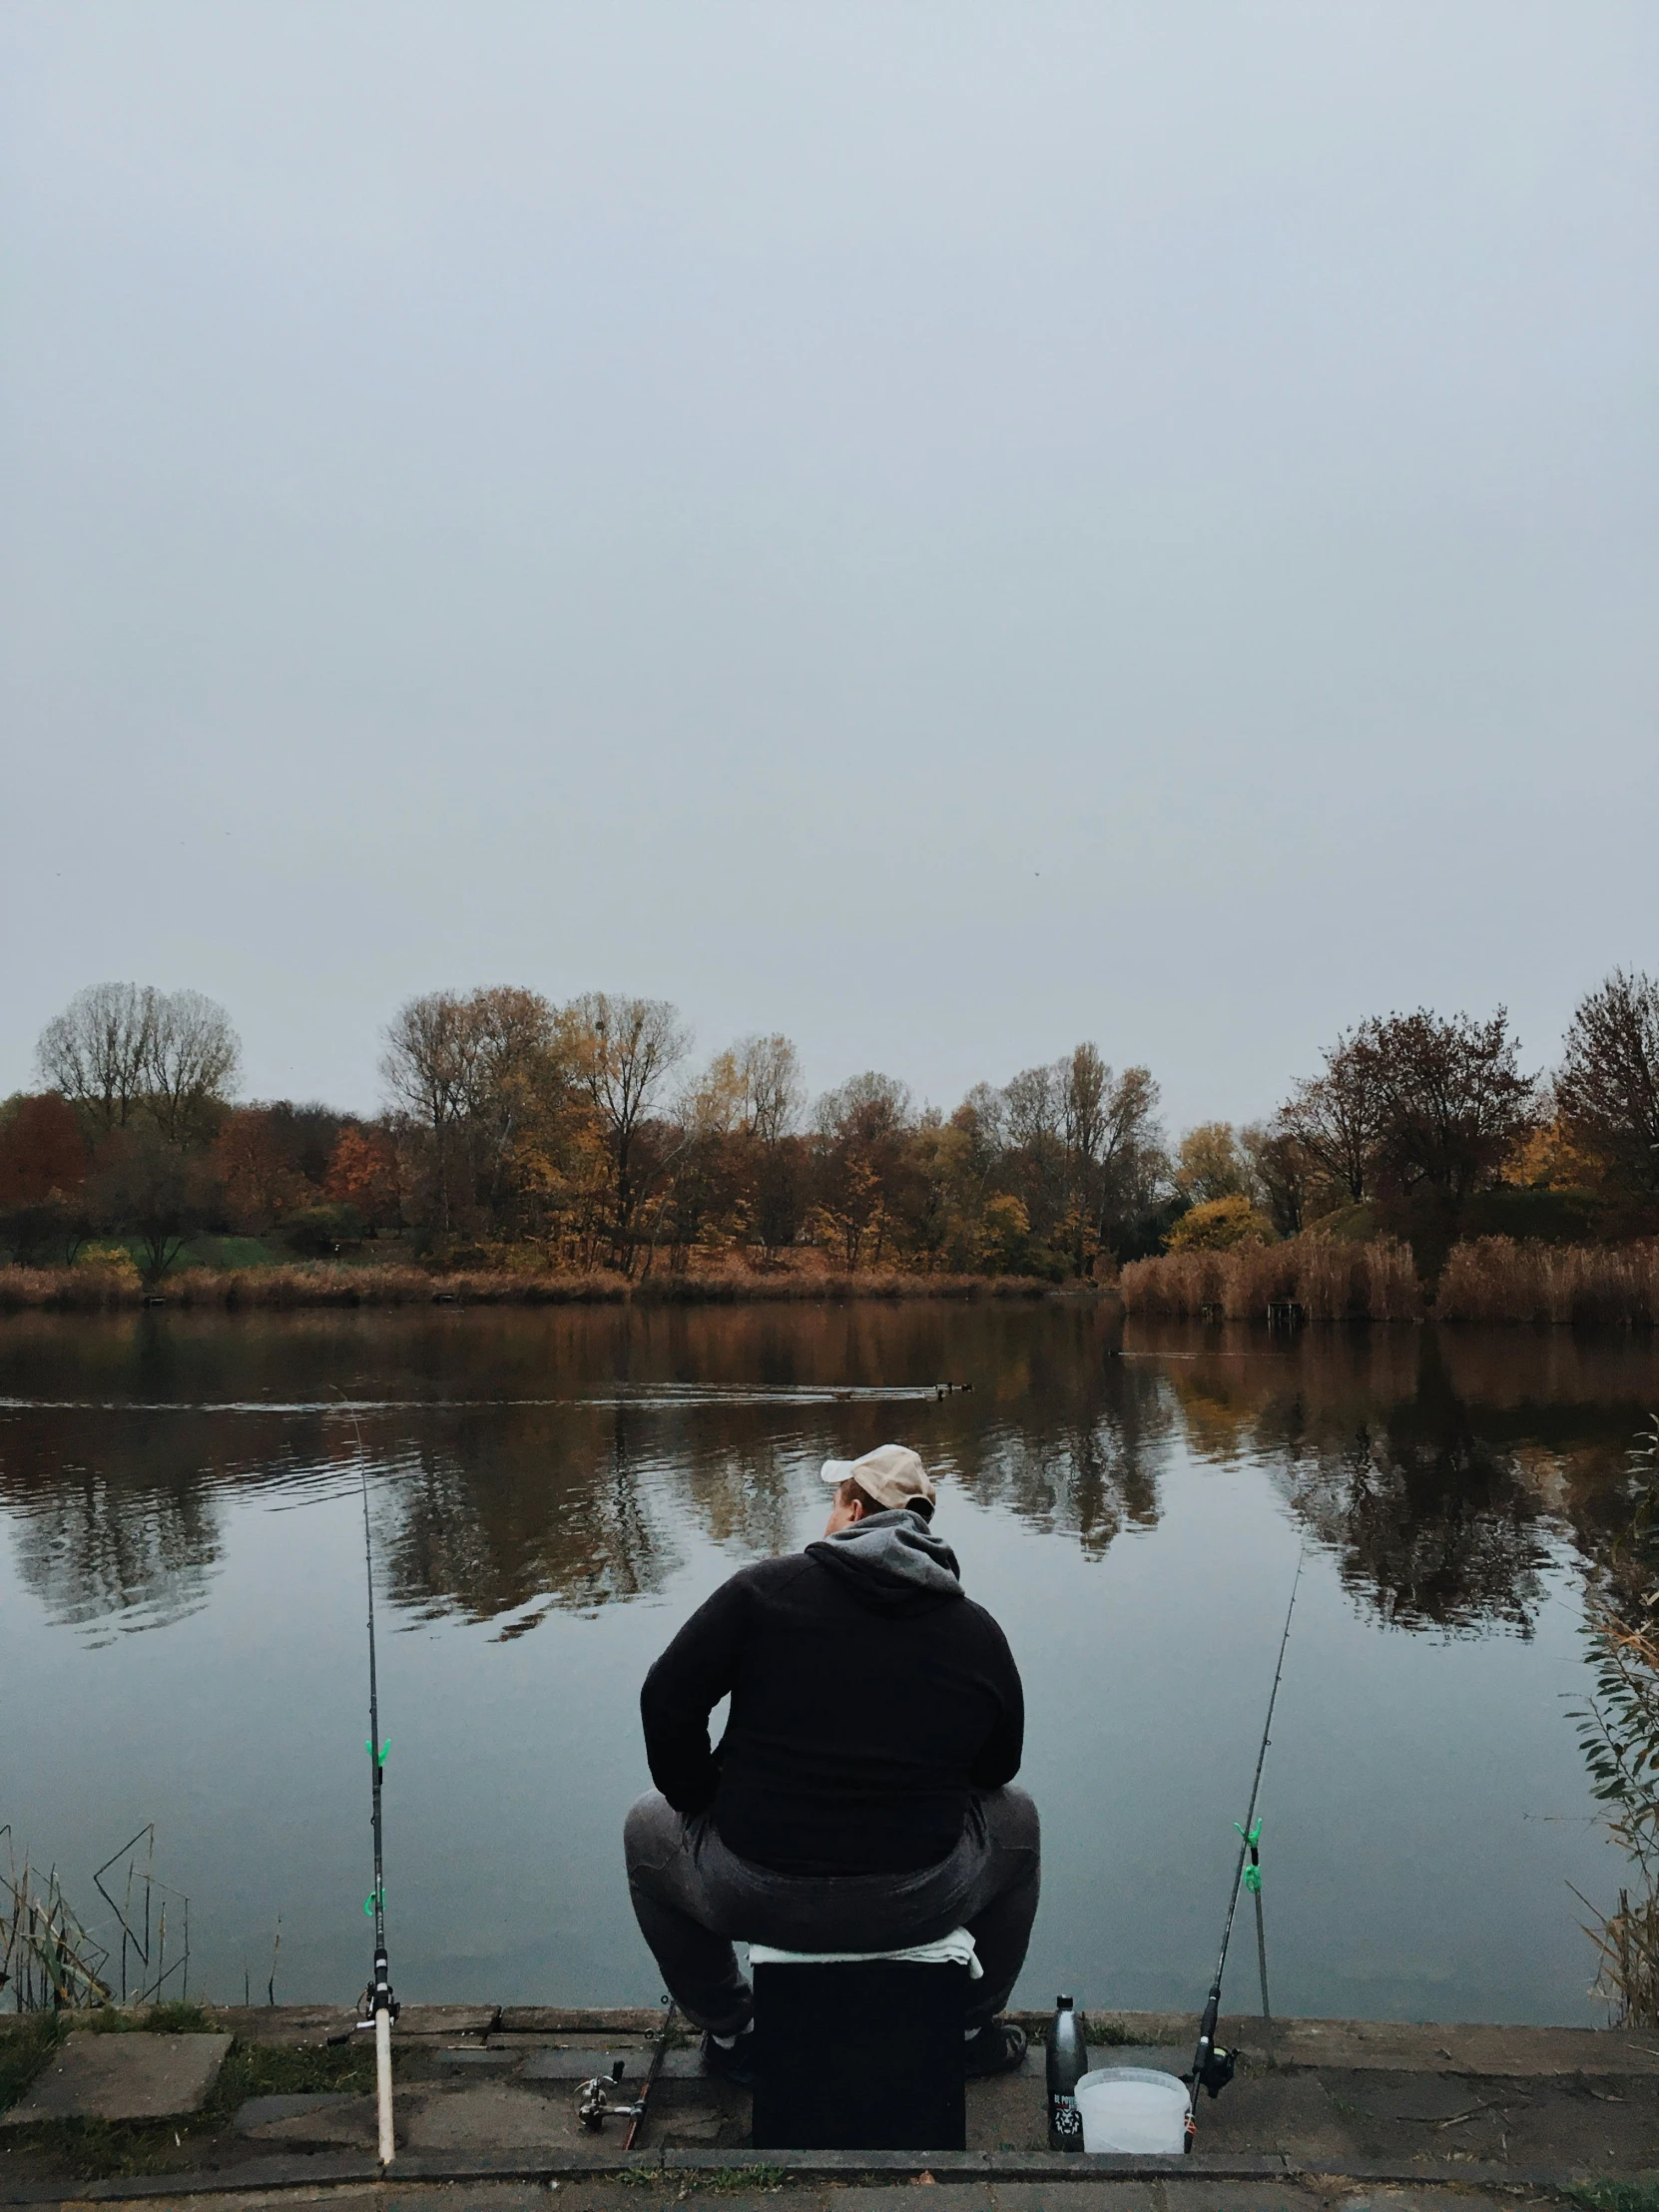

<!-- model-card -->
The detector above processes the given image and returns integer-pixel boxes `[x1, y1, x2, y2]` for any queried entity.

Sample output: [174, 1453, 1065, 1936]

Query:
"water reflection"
[380, 1408, 684, 1630]
[1134, 1324, 1647, 1634]
[0, 1306, 1652, 1640]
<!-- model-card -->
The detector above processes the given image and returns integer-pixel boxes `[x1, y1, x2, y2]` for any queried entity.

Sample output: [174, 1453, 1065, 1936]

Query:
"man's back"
[640, 1511, 1023, 1876]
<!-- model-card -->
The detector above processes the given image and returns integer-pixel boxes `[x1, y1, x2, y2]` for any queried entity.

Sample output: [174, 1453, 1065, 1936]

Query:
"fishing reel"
[355, 1939, 400, 2029]
[1194, 2043, 1235, 2099]
[576, 2059, 645, 2132]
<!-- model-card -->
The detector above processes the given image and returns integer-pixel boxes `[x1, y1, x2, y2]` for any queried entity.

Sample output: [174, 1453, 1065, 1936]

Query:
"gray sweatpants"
[623, 1787, 1041, 2038]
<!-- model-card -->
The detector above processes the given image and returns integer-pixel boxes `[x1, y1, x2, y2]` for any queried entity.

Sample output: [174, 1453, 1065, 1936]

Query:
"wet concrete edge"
[0, 2146, 1607, 2205]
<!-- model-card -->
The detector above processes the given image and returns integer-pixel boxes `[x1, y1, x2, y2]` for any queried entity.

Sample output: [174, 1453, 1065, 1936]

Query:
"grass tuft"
[74, 2001, 218, 2035]
[0, 2014, 64, 2112]
[1569, 2181, 1659, 2212]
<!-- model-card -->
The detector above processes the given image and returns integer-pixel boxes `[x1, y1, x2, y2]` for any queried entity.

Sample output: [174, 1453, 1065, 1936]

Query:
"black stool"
[749, 1956, 969, 2151]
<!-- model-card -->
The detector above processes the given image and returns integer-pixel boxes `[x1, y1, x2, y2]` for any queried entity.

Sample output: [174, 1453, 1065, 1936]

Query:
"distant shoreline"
[0, 1262, 1094, 1315]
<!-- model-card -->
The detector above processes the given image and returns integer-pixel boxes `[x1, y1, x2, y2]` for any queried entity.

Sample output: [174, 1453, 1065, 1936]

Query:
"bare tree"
[380, 986, 559, 1236]
[38, 982, 240, 1144]
[993, 1051, 1162, 1267]
[144, 990, 242, 1143]
[1241, 1121, 1312, 1236]
[1280, 1026, 1388, 1203]
[381, 992, 482, 1233]
[1557, 969, 1659, 1216]
[463, 986, 562, 1223]
[565, 993, 691, 1270]
[740, 1034, 804, 1146]
[739, 1034, 806, 1261]
[1002, 1062, 1066, 1246]
[1058, 1045, 1109, 1274]
[38, 983, 160, 1133]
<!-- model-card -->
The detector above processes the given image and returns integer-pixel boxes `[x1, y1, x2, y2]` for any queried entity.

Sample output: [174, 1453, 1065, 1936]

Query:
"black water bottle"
[1046, 1993, 1089, 2152]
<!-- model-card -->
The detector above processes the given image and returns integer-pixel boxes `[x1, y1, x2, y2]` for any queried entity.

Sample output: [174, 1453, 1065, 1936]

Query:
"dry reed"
[1119, 1234, 1422, 1322]
[1580, 1886, 1659, 2027]
[0, 1261, 1061, 1314]
[1436, 1237, 1659, 1327]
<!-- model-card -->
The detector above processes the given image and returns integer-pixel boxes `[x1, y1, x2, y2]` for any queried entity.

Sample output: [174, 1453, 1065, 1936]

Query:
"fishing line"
[1185, 1544, 1304, 2149]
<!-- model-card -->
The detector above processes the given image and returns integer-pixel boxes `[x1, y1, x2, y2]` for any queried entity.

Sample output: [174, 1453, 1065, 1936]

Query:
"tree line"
[1, 969, 1655, 1282]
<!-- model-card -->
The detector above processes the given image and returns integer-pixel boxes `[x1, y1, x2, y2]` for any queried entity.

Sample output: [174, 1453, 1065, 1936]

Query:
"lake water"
[1, 1301, 1654, 2026]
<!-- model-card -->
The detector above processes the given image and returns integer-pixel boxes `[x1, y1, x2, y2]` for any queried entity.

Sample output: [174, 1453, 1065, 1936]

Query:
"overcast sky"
[2, 3, 1654, 1133]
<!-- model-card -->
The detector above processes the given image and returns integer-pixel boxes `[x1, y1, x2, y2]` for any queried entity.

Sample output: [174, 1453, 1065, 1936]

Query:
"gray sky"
[3, 3, 1655, 1133]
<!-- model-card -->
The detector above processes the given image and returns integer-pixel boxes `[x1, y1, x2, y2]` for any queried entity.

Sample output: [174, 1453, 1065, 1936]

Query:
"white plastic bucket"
[1075, 2066, 1189, 2154]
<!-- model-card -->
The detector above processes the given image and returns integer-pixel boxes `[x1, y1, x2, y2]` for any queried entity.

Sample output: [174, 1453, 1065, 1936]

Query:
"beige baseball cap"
[820, 1442, 936, 1511]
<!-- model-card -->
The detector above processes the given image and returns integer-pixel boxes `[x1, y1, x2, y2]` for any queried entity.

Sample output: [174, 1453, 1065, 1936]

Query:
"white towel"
[747, 1927, 982, 1978]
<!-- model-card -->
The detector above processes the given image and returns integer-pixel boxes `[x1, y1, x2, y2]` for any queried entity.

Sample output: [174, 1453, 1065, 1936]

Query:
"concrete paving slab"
[1325, 2076, 1494, 2126]
[435, 2049, 523, 2068]
[1254, 2018, 1659, 2078]
[1337, 2194, 1544, 2212]
[397, 2007, 500, 2040]
[825, 2188, 993, 2212]
[43, 2194, 390, 2212]
[987, 2184, 1162, 2212]
[390, 2194, 573, 2212]
[1, 2032, 232, 2123]
[400, 2083, 575, 2153]
[520, 2047, 704, 2080]
[514, 2190, 680, 2212]
[1186, 2076, 1359, 2163]
[1159, 2186, 1328, 2212]
[647, 2072, 757, 2150]
[234, 2091, 358, 2132]
[967, 2057, 1044, 2152]
[239, 2093, 380, 2148]
[549, 2186, 708, 2212]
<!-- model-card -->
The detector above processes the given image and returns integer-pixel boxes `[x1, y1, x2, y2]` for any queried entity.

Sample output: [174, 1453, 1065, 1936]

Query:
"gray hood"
[806, 1508, 964, 1617]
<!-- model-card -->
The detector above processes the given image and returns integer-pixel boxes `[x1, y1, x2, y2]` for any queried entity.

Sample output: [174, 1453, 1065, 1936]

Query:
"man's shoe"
[701, 2025, 757, 2088]
[962, 2019, 1028, 2077]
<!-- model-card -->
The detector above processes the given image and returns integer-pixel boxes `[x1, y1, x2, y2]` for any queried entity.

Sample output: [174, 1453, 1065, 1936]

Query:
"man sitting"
[624, 1442, 1038, 2082]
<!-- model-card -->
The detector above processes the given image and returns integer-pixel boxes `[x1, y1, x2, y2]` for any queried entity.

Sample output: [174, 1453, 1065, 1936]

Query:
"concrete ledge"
[149, 2008, 1654, 2070]
[68, 2003, 1657, 2077]
[0, 2143, 1607, 2205]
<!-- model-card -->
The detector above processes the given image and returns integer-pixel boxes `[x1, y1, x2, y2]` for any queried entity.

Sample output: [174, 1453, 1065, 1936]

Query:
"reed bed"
[1119, 1234, 1423, 1322]
[1582, 1885, 1659, 2028]
[0, 1261, 1059, 1313]
[1436, 1237, 1659, 1327]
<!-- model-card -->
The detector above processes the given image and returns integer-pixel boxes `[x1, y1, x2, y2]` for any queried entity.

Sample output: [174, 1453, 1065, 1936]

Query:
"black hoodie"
[639, 1509, 1024, 1875]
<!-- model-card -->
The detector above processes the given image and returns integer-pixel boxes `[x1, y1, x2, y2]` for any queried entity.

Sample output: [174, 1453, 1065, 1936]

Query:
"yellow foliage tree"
[1166, 1194, 1275, 1251]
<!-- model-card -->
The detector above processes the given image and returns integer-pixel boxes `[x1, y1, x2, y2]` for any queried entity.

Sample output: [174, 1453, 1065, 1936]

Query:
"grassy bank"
[0, 1261, 1070, 1314]
[1121, 1232, 1659, 1325]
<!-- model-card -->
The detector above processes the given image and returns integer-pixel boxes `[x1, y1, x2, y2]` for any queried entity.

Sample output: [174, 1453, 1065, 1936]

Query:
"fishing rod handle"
[374, 2007, 394, 2166]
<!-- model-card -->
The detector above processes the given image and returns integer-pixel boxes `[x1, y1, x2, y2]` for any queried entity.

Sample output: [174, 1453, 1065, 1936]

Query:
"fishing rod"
[575, 1997, 680, 2146]
[347, 1407, 398, 2167]
[1185, 1546, 1303, 2151]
